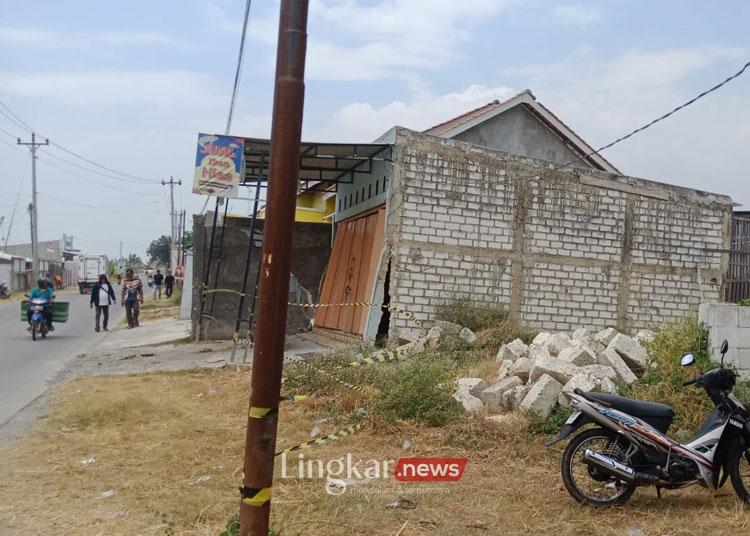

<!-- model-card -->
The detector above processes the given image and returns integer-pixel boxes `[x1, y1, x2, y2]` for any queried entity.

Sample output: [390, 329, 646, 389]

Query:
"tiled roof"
[423, 90, 535, 136]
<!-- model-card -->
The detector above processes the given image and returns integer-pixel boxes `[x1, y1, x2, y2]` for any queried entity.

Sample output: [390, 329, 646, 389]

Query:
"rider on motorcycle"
[27, 278, 55, 331]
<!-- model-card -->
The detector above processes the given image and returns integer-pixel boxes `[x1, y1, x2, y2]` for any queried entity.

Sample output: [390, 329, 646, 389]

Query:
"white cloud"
[0, 26, 190, 50]
[309, 84, 515, 141]
[553, 5, 602, 25]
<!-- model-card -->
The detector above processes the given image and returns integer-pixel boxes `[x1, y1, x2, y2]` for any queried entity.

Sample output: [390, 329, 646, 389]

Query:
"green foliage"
[435, 297, 508, 332]
[739, 298, 750, 306]
[148, 235, 172, 264]
[620, 315, 713, 434]
[527, 406, 573, 436]
[370, 355, 462, 427]
[126, 253, 143, 268]
[218, 517, 238, 536]
[182, 230, 193, 252]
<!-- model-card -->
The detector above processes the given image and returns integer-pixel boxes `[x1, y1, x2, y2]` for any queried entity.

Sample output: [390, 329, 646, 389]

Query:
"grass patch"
[620, 315, 714, 434]
[527, 406, 573, 436]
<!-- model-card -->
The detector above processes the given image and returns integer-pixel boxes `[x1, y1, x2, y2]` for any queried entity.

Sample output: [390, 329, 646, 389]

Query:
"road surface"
[0, 290, 123, 427]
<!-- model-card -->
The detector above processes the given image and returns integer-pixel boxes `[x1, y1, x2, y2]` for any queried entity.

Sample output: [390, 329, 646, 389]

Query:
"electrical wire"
[519, 59, 750, 180]
[226, 0, 252, 135]
[0, 97, 160, 183]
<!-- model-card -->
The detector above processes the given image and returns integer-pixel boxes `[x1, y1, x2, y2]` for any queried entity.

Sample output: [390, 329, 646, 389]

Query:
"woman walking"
[90, 273, 116, 332]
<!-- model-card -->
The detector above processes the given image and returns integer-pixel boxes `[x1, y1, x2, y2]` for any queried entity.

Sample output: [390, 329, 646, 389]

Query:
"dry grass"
[2, 368, 750, 535]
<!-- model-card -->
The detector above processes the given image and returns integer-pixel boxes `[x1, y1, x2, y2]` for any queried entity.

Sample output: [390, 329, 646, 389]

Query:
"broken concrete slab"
[580, 364, 618, 383]
[558, 373, 597, 407]
[608, 333, 648, 371]
[532, 332, 552, 347]
[496, 338, 528, 363]
[599, 377, 618, 394]
[459, 327, 477, 346]
[481, 376, 523, 413]
[457, 378, 489, 398]
[547, 333, 573, 356]
[452, 389, 483, 414]
[502, 384, 529, 412]
[594, 327, 619, 346]
[597, 348, 637, 385]
[510, 357, 533, 383]
[520, 374, 563, 418]
[571, 327, 593, 341]
[634, 330, 656, 345]
[558, 345, 597, 367]
[496, 360, 514, 381]
[528, 357, 580, 385]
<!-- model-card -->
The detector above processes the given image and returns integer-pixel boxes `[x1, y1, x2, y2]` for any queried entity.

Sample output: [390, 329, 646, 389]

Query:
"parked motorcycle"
[549, 339, 750, 506]
[0, 281, 8, 299]
[28, 296, 52, 341]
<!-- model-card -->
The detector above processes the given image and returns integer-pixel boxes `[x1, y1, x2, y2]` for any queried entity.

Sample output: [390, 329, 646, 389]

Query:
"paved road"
[0, 290, 123, 426]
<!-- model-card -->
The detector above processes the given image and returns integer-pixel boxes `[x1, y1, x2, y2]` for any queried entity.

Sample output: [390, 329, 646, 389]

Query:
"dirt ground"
[2, 367, 750, 536]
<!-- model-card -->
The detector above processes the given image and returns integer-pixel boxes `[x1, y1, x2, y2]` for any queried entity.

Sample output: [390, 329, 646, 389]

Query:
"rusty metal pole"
[239, 1, 308, 535]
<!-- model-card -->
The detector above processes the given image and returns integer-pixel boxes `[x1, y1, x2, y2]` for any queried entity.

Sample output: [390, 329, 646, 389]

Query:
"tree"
[181, 231, 193, 253]
[147, 235, 171, 265]
[126, 253, 143, 268]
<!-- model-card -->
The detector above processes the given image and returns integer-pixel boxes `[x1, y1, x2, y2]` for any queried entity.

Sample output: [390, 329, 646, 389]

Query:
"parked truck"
[77, 254, 108, 294]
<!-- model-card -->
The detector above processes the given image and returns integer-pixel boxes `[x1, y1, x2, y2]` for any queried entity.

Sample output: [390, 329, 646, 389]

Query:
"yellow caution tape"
[276, 423, 363, 456]
[249, 406, 273, 419]
[292, 360, 367, 394]
[241, 486, 272, 507]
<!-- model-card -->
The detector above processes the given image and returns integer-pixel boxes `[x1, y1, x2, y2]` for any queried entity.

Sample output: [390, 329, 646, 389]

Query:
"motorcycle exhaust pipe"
[583, 449, 636, 482]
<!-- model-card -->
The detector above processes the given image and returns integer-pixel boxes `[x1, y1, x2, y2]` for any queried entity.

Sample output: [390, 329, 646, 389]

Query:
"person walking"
[164, 269, 175, 299]
[90, 273, 116, 332]
[121, 268, 144, 328]
[153, 269, 164, 299]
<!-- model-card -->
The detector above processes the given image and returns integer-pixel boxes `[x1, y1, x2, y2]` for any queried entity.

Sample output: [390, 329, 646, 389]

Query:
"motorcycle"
[28, 296, 53, 341]
[548, 339, 750, 506]
[0, 281, 8, 299]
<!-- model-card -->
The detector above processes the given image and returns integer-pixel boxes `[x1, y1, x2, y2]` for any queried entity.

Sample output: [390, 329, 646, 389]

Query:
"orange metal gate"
[316, 207, 385, 335]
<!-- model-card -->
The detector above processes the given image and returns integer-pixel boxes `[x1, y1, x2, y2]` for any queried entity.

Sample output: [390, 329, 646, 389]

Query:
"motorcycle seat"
[586, 392, 674, 420]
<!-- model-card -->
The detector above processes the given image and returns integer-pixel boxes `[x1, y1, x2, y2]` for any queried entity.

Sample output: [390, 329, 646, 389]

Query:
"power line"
[0, 96, 160, 183]
[226, 0, 253, 134]
[522, 58, 750, 180]
[36, 156, 163, 196]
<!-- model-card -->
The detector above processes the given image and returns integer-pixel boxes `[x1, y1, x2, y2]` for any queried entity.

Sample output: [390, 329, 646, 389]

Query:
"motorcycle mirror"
[680, 353, 696, 367]
[721, 340, 729, 355]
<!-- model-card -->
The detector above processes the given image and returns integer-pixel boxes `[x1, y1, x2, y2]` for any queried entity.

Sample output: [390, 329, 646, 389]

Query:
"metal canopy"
[241, 137, 391, 190]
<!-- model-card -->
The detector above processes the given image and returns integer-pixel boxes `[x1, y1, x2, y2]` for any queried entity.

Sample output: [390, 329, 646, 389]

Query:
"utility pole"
[162, 176, 182, 269]
[239, 1, 309, 535]
[18, 132, 49, 280]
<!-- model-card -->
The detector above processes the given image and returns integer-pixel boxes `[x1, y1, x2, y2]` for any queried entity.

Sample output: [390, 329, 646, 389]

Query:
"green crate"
[21, 301, 70, 323]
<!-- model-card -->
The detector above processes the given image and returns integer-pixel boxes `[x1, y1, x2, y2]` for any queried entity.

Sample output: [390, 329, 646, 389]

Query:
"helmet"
[37, 278, 46, 287]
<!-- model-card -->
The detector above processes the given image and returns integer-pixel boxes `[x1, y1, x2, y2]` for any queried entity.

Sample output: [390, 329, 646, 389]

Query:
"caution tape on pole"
[240, 486, 272, 507]
[275, 423, 363, 456]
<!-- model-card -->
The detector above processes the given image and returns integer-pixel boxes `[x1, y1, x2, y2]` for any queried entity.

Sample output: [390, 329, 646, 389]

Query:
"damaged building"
[193, 90, 733, 343]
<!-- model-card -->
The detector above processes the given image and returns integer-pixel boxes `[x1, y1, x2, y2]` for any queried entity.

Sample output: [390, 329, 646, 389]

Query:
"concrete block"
[528, 343, 552, 362]
[481, 376, 523, 413]
[528, 356, 580, 385]
[459, 326, 477, 346]
[547, 333, 573, 356]
[608, 333, 648, 372]
[634, 330, 656, 345]
[452, 389, 483, 414]
[520, 374, 563, 418]
[558, 345, 597, 366]
[532, 332, 553, 346]
[575, 338, 606, 355]
[716, 305, 739, 327]
[558, 374, 597, 407]
[502, 385, 529, 412]
[594, 327, 619, 346]
[510, 357, 533, 383]
[457, 378, 489, 398]
[496, 338, 528, 363]
[599, 377, 618, 394]
[597, 348, 637, 385]
[496, 359, 514, 381]
[580, 364, 618, 382]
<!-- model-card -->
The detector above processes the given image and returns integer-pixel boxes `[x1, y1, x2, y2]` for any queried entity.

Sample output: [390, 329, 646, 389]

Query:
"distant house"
[423, 89, 619, 173]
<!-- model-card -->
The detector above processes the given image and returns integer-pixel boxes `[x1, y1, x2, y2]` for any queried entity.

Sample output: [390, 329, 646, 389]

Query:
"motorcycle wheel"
[728, 444, 750, 502]
[561, 427, 637, 507]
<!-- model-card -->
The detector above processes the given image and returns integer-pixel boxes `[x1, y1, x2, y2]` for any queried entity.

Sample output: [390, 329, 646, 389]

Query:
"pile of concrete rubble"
[453, 327, 655, 418]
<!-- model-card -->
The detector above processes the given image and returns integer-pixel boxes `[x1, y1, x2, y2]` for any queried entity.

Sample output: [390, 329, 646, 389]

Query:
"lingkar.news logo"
[279, 453, 468, 494]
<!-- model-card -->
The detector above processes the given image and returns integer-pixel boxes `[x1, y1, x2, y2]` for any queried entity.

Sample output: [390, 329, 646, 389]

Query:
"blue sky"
[0, 0, 748, 259]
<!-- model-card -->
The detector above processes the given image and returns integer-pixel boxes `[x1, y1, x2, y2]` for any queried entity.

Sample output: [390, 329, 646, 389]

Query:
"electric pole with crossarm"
[162, 176, 182, 270]
[18, 132, 50, 281]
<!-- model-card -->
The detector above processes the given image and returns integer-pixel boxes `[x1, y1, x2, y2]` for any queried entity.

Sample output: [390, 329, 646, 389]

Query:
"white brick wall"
[387, 131, 731, 336]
